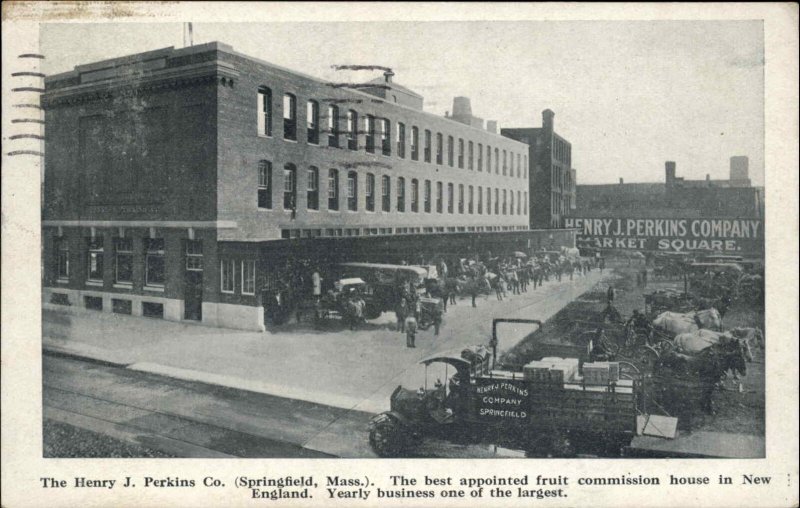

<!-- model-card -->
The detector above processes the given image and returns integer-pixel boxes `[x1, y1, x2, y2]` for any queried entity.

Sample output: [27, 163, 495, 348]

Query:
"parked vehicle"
[335, 263, 429, 319]
[368, 319, 671, 457]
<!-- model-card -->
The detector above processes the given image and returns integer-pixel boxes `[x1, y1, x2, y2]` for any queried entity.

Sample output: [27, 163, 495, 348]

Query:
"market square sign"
[564, 217, 763, 255]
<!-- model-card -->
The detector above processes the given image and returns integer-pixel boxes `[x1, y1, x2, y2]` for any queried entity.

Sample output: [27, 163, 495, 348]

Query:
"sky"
[40, 20, 764, 186]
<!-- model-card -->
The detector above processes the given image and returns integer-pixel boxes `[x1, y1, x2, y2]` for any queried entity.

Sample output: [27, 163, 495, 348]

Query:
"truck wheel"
[369, 415, 407, 457]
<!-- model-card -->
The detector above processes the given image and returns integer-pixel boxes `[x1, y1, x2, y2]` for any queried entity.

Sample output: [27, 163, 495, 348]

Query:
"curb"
[42, 346, 130, 369]
[127, 362, 383, 415]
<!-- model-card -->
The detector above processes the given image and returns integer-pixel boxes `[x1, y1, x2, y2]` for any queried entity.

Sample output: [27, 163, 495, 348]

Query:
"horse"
[655, 339, 748, 413]
[673, 329, 753, 363]
[653, 308, 722, 335]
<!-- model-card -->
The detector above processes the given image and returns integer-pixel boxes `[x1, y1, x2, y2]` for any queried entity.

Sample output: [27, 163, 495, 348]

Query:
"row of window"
[54, 235, 261, 298]
[55, 237, 201, 289]
[279, 225, 529, 239]
[220, 259, 256, 295]
[257, 87, 527, 179]
[257, 160, 529, 215]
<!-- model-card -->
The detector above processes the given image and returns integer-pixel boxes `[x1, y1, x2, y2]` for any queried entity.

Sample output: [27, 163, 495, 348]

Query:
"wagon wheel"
[617, 361, 641, 380]
[629, 345, 661, 374]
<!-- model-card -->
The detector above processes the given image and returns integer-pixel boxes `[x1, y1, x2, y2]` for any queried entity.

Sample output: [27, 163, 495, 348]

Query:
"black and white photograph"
[2, 2, 798, 507]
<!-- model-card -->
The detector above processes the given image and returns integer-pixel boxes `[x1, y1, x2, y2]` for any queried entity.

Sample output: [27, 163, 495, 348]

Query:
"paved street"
[43, 270, 609, 457]
[44, 354, 526, 458]
[44, 354, 366, 457]
[44, 270, 607, 414]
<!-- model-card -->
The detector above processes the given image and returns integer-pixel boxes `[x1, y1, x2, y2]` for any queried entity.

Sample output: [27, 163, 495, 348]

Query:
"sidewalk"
[43, 270, 608, 415]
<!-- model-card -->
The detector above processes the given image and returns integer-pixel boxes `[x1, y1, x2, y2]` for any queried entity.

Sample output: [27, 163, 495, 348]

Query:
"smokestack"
[619, 177, 624, 184]
[383, 70, 394, 83]
[486, 120, 497, 133]
[183, 22, 193, 47]
[665, 161, 676, 183]
[542, 109, 555, 131]
[730, 155, 749, 181]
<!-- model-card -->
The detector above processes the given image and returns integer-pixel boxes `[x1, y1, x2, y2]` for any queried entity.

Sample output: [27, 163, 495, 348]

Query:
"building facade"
[502, 110, 576, 229]
[575, 158, 763, 219]
[42, 42, 538, 331]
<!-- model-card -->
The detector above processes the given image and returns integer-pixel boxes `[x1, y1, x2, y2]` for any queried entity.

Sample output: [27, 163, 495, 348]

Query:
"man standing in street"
[405, 300, 420, 348]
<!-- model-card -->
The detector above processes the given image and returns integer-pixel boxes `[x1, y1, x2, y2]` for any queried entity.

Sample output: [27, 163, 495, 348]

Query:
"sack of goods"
[581, 361, 620, 385]
[523, 357, 579, 384]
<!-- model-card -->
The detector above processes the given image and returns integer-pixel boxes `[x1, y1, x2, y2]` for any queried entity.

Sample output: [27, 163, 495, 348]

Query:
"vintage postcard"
[2, 2, 797, 507]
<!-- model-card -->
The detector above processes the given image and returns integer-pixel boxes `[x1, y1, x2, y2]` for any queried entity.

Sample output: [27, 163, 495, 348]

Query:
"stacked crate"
[581, 361, 620, 385]
[523, 357, 579, 385]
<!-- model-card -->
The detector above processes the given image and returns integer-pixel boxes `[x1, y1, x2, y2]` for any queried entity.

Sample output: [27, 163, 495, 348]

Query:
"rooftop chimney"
[619, 177, 624, 184]
[542, 109, 555, 131]
[665, 161, 676, 183]
[486, 120, 497, 134]
[383, 70, 394, 83]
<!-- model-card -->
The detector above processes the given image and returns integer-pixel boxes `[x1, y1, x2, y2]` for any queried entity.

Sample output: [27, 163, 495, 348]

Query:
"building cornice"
[42, 60, 239, 109]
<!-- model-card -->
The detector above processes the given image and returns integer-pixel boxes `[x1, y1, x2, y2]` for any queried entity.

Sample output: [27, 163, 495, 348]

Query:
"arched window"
[411, 179, 419, 212]
[436, 133, 443, 165]
[327, 105, 339, 147]
[283, 93, 297, 140]
[468, 185, 474, 214]
[307, 166, 319, 210]
[257, 160, 272, 209]
[365, 115, 375, 153]
[366, 173, 375, 211]
[328, 169, 339, 211]
[424, 180, 431, 213]
[424, 130, 432, 162]
[257, 86, 272, 136]
[397, 177, 406, 212]
[447, 183, 454, 214]
[347, 171, 358, 211]
[410, 126, 419, 160]
[436, 182, 443, 213]
[381, 118, 391, 156]
[283, 163, 297, 210]
[347, 110, 358, 150]
[447, 136, 454, 166]
[382, 175, 391, 211]
[458, 184, 464, 213]
[307, 100, 319, 144]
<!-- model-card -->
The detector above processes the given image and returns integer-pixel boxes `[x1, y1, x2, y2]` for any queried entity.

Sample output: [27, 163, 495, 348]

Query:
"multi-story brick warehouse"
[42, 41, 561, 331]
[502, 110, 577, 229]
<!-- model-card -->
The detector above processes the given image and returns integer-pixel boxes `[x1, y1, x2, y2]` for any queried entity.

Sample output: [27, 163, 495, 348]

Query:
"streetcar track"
[43, 383, 334, 457]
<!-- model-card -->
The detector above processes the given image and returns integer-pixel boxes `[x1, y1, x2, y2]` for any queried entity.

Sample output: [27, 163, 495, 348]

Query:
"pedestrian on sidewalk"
[405, 301, 419, 348]
[396, 297, 407, 333]
[641, 268, 648, 288]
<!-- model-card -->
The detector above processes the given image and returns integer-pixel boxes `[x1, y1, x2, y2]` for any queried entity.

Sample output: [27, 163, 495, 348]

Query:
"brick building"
[575, 158, 763, 219]
[42, 42, 547, 331]
[502, 110, 577, 229]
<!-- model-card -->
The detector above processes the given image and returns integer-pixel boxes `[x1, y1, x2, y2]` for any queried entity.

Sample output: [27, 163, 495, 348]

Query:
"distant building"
[502, 110, 576, 229]
[575, 158, 763, 219]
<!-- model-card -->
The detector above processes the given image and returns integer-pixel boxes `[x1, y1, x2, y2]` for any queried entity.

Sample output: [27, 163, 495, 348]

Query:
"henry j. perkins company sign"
[564, 217, 763, 254]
